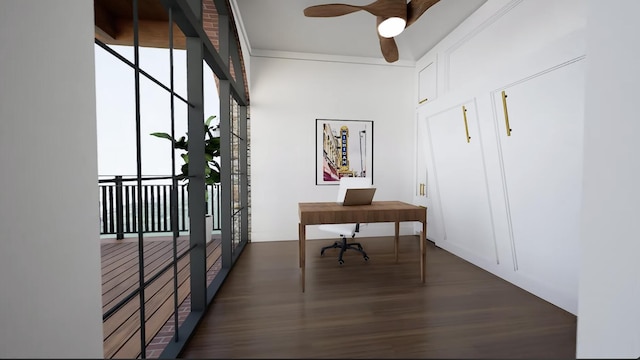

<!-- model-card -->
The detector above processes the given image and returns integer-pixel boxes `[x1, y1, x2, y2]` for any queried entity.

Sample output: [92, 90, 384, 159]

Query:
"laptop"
[341, 188, 377, 206]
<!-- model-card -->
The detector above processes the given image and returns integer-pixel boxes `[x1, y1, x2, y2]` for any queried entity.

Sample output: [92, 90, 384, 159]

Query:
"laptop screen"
[341, 188, 376, 206]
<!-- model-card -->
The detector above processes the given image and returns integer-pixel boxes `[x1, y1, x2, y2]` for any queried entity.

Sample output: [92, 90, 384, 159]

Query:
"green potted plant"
[150, 115, 220, 242]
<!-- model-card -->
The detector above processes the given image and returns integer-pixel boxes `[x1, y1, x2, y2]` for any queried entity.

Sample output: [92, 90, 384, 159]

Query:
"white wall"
[0, 1, 104, 357]
[249, 56, 414, 241]
[577, 1, 640, 357]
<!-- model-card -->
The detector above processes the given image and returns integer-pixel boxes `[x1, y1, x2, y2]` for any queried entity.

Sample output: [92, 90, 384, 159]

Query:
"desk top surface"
[298, 200, 426, 225]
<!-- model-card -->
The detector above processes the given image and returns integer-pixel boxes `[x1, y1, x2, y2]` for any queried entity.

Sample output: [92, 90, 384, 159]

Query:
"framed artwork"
[315, 119, 373, 185]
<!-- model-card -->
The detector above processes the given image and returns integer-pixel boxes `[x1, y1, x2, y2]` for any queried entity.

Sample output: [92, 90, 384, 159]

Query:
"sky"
[94, 44, 220, 178]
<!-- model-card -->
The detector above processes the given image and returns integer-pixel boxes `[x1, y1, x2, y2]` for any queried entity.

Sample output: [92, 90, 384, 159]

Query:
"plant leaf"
[205, 115, 216, 127]
[209, 171, 220, 184]
[175, 136, 188, 151]
[150, 132, 173, 140]
[151, 114, 222, 187]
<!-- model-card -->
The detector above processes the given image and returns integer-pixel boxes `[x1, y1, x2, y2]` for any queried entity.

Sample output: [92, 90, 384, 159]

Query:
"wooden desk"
[298, 201, 427, 292]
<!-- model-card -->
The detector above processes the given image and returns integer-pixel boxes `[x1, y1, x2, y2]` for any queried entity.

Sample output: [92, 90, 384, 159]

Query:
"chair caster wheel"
[363, 256, 369, 261]
[320, 251, 325, 256]
[338, 259, 344, 265]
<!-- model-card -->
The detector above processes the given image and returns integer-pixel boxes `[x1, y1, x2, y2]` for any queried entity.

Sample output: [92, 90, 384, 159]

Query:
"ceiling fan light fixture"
[377, 16, 406, 38]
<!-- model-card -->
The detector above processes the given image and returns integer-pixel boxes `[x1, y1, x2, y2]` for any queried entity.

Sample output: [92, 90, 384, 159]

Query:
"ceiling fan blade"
[379, 36, 399, 63]
[406, 0, 440, 27]
[303, 4, 364, 17]
[377, 16, 399, 63]
[304, 0, 406, 18]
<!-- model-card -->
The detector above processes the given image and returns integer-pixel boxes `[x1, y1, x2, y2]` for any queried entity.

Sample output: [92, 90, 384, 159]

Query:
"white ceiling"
[232, 0, 487, 64]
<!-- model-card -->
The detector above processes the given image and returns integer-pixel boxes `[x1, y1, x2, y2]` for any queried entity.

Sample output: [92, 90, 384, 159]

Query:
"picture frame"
[315, 119, 373, 185]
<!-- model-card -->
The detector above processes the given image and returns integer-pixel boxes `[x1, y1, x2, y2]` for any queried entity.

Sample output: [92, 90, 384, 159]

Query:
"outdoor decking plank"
[102, 240, 191, 312]
[100, 237, 221, 359]
[112, 245, 220, 359]
[103, 249, 191, 358]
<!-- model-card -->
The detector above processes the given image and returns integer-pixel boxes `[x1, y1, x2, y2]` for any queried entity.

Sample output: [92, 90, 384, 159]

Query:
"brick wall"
[202, 0, 250, 103]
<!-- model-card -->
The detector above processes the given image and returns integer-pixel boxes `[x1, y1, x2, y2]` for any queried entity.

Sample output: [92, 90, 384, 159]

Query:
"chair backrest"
[336, 177, 372, 203]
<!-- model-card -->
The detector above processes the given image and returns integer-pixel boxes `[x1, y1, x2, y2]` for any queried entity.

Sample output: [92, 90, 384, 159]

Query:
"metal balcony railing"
[98, 175, 221, 239]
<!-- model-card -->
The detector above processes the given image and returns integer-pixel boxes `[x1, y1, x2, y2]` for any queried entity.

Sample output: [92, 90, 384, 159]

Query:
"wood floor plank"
[179, 236, 577, 359]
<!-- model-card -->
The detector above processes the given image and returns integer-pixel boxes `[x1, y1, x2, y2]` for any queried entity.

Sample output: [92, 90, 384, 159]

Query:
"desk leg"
[299, 223, 306, 292]
[421, 221, 427, 283]
[298, 223, 302, 268]
[394, 221, 399, 263]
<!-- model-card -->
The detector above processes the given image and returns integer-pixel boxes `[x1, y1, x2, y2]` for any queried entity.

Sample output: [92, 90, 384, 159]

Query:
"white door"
[415, 109, 445, 242]
[492, 57, 585, 312]
[415, 112, 428, 206]
[426, 99, 498, 264]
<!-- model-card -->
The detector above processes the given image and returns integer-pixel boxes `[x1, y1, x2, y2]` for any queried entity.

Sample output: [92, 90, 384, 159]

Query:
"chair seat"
[318, 223, 357, 237]
[319, 177, 372, 264]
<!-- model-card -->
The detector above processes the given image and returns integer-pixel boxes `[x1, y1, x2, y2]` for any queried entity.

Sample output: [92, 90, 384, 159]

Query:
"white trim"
[250, 49, 416, 67]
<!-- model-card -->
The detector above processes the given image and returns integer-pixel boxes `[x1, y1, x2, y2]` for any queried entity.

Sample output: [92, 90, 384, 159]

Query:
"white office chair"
[319, 176, 372, 265]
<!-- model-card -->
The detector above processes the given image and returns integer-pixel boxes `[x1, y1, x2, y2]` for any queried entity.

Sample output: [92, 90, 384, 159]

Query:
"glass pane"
[203, 59, 220, 219]
[95, 44, 137, 178]
[203, 60, 220, 124]
[142, 86, 189, 178]
[139, 46, 188, 100]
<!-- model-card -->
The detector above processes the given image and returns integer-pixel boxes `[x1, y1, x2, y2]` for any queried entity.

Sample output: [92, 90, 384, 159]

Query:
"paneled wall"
[413, 0, 587, 315]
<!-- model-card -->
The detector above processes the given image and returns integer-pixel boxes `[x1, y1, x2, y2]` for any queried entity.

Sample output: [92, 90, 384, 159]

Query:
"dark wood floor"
[179, 236, 577, 359]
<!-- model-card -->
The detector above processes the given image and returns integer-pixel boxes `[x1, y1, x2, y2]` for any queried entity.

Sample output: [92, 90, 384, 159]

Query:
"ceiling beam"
[99, 19, 186, 49]
[94, 0, 118, 40]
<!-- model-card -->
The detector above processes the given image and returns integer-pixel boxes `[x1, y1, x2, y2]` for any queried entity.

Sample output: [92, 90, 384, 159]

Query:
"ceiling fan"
[303, 0, 441, 63]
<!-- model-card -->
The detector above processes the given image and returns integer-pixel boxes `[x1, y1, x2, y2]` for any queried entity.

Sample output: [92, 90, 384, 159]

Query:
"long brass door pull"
[462, 105, 471, 143]
[501, 90, 512, 136]
[417, 183, 426, 196]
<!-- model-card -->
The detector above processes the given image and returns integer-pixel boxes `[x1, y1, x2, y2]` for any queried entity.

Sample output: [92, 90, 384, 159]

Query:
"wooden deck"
[100, 235, 221, 359]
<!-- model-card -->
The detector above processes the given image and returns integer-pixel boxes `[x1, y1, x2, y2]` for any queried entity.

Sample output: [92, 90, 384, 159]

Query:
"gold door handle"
[462, 105, 471, 143]
[501, 90, 512, 136]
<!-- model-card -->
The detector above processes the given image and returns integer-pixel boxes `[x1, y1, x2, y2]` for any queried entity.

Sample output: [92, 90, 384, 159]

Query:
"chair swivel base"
[320, 236, 369, 265]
